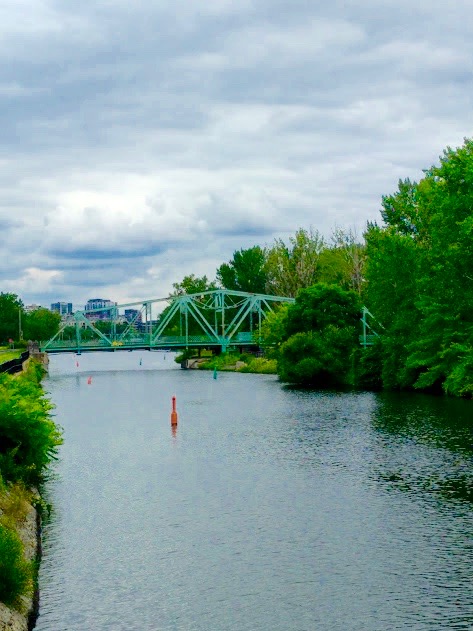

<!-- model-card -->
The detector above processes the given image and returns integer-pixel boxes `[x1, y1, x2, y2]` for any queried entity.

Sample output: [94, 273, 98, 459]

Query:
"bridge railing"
[41, 332, 259, 351]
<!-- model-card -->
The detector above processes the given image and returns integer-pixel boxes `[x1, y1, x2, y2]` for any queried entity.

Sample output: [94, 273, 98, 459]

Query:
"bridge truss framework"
[40, 290, 295, 354]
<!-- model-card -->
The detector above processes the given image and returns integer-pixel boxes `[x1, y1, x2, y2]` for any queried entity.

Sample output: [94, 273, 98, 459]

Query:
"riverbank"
[0, 493, 40, 631]
[180, 352, 277, 374]
[0, 359, 60, 631]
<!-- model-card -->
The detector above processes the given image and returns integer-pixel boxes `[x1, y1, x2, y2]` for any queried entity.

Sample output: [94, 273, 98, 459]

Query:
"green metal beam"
[40, 290, 294, 353]
[225, 296, 258, 342]
[183, 300, 217, 340]
[151, 299, 181, 342]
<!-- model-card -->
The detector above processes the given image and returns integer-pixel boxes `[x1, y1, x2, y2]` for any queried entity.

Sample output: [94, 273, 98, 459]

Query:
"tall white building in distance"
[84, 298, 116, 320]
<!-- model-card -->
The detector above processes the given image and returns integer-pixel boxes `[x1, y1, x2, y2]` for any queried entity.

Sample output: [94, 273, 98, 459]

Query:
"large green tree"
[23, 308, 61, 342]
[318, 228, 366, 296]
[265, 228, 325, 297]
[364, 137, 473, 396]
[405, 140, 473, 396]
[171, 274, 217, 296]
[0, 293, 24, 344]
[217, 246, 267, 293]
[364, 225, 420, 389]
[277, 283, 361, 386]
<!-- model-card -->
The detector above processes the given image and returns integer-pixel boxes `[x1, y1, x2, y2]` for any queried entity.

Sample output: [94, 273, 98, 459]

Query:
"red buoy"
[171, 396, 178, 426]
[87, 376, 92, 385]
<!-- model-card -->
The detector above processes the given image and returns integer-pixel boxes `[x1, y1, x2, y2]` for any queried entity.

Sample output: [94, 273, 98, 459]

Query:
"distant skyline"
[1, 1, 472, 306]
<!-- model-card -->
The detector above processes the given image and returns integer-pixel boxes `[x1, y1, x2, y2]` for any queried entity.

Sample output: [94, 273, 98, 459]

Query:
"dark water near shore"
[35, 352, 472, 630]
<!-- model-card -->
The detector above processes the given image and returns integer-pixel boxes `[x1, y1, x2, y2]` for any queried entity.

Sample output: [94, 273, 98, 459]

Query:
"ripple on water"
[35, 356, 473, 630]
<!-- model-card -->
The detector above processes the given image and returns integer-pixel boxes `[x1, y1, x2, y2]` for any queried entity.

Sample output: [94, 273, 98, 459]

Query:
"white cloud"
[0, 0, 473, 306]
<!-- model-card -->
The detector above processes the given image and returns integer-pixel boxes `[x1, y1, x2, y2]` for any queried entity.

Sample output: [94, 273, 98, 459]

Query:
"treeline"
[0, 362, 62, 609]
[171, 225, 364, 299]
[0, 295, 60, 346]
[2, 139, 472, 397]
[363, 138, 473, 397]
[175, 138, 473, 398]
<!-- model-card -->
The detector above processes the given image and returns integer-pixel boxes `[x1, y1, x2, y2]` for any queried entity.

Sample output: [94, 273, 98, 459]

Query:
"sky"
[1, 0, 472, 310]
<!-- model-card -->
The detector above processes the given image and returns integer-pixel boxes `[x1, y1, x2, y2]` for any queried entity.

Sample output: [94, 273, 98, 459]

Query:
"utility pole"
[19, 308, 23, 341]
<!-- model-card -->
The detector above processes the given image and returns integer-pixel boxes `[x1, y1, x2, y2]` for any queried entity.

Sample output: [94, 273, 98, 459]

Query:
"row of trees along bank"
[0, 294, 60, 347]
[175, 138, 473, 398]
[0, 360, 62, 618]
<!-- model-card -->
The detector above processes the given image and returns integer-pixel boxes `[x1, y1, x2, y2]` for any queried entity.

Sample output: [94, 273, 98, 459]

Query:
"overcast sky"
[1, 0, 472, 309]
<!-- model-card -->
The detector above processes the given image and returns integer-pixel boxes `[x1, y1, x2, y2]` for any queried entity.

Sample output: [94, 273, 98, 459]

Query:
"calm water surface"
[35, 352, 472, 630]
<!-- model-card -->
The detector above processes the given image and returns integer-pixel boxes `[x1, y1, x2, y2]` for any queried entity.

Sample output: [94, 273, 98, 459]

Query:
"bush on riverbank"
[237, 357, 277, 374]
[197, 352, 278, 374]
[0, 478, 34, 609]
[264, 284, 361, 386]
[0, 362, 62, 487]
[0, 522, 31, 608]
[0, 360, 61, 610]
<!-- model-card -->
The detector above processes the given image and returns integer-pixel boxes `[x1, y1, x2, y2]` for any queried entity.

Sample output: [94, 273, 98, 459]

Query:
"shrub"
[0, 482, 32, 524]
[174, 349, 213, 364]
[278, 327, 354, 386]
[355, 342, 383, 389]
[198, 352, 240, 370]
[238, 358, 277, 374]
[0, 366, 62, 486]
[0, 523, 31, 607]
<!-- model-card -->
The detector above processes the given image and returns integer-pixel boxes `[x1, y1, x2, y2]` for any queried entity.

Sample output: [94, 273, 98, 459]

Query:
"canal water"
[35, 352, 472, 630]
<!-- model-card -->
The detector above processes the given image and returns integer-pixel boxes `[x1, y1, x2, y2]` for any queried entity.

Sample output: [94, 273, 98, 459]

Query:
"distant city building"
[84, 298, 116, 320]
[25, 304, 42, 313]
[51, 302, 73, 315]
[124, 309, 142, 323]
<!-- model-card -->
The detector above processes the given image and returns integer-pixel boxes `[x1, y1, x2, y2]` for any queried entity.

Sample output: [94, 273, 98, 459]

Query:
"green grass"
[0, 350, 22, 363]
[0, 522, 32, 608]
[197, 352, 278, 374]
[174, 350, 278, 374]
[0, 361, 62, 487]
[237, 357, 278, 374]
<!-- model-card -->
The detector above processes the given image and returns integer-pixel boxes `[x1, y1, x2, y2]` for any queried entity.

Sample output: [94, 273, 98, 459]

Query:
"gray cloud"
[1, 0, 473, 305]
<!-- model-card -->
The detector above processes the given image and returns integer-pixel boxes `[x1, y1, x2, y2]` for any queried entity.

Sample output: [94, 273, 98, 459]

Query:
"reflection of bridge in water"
[41, 290, 295, 354]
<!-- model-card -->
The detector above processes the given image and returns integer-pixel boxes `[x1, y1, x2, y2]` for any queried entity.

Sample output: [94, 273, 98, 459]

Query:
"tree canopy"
[274, 283, 361, 386]
[217, 246, 267, 293]
[0, 293, 24, 344]
[265, 228, 325, 297]
[364, 137, 473, 396]
[23, 308, 61, 342]
[171, 274, 217, 296]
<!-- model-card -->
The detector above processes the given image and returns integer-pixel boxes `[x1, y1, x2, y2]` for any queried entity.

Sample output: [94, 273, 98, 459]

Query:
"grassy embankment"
[176, 350, 277, 374]
[0, 348, 22, 363]
[0, 360, 62, 613]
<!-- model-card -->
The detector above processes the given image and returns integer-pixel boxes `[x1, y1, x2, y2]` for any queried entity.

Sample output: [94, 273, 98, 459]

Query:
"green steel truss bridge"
[40, 290, 295, 354]
[40, 291, 381, 354]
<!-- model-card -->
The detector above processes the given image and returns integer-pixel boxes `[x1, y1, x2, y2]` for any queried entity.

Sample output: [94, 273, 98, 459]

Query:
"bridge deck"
[41, 333, 256, 353]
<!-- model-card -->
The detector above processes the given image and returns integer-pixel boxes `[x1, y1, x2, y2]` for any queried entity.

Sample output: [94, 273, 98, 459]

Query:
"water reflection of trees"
[371, 392, 473, 504]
